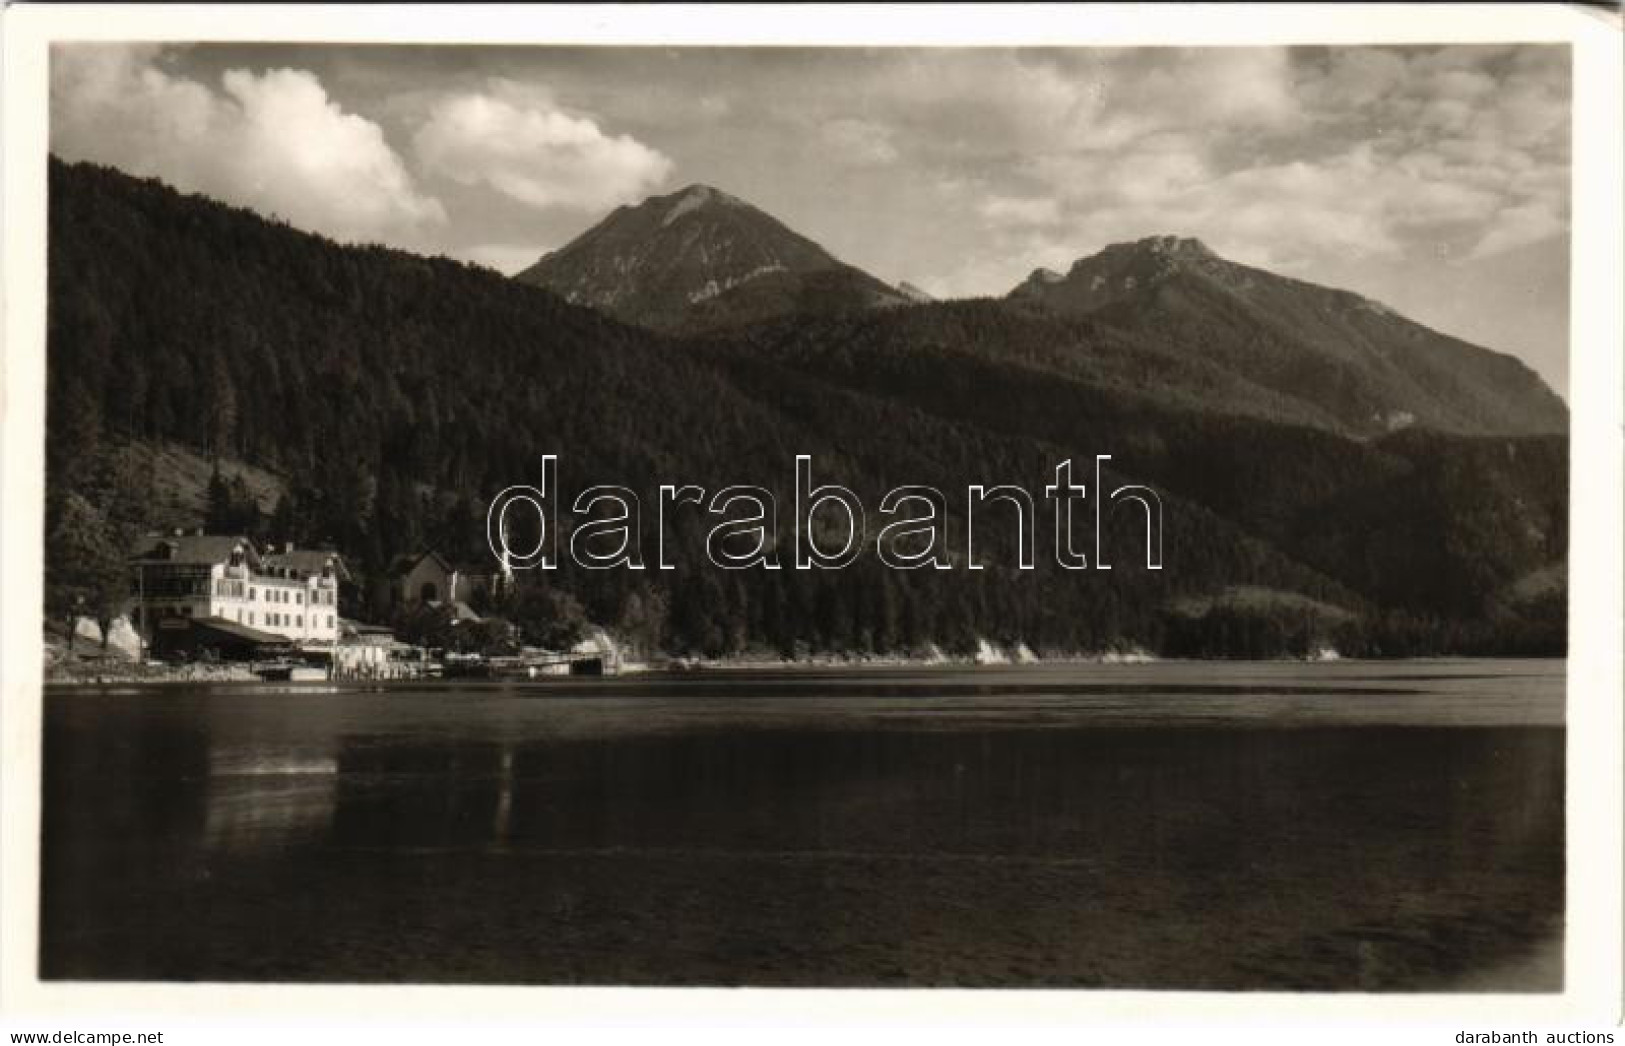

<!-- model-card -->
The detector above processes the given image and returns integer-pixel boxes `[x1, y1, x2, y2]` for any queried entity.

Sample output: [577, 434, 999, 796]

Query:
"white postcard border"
[2, 2, 1620, 1027]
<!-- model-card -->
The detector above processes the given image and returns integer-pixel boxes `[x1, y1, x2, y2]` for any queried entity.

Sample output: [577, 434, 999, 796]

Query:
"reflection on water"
[41, 660, 1563, 989]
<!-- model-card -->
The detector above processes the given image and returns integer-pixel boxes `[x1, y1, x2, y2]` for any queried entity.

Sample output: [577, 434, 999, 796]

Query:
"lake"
[39, 659, 1564, 989]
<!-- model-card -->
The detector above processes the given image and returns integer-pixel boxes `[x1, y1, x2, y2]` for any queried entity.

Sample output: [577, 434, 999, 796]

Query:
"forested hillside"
[44, 159, 1567, 657]
[1007, 235, 1568, 437]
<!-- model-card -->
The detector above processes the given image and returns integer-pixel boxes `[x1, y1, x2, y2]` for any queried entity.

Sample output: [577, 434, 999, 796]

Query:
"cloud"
[51, 44, 445, 245]
[451, 243, 551, 276]
[820, 118, 899, 165]
[1467, 198, 1566, 260]
[50, 41, 1570, 320]
[978, 195, 1060, 227]
[933, 44, 1569, 283]
[411, 81, 673, 212]
[1118, 48, 1303, 129]
[834, 48, 1302, 163]
[929, 236, 1082, 301]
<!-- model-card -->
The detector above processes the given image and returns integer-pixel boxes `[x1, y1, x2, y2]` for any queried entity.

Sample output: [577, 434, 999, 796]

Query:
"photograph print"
[40, 39, 1570, 990]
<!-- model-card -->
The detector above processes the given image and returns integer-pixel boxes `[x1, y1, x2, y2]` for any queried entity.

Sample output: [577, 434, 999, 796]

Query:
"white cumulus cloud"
[411, 82, 673, 213]
[943, 45, 1569, 281]
[51, 44, 445, 245]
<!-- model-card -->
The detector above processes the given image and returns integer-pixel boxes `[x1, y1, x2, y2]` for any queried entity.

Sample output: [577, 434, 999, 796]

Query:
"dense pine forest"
[44, 159, 1567, 658]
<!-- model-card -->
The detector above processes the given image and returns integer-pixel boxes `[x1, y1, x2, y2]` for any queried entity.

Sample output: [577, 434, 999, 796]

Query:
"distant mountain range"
[516, 184, 912, 332]
[44, 158, 1568, 658]
[1005, 234, 1566, 436]
[521, 185, 1564, 438]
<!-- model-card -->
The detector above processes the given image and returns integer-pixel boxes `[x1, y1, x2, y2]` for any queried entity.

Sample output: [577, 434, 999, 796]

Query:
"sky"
[50, 43, 1571, 395]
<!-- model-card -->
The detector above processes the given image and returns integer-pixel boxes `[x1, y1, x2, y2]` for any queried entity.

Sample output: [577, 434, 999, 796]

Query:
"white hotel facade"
[130, 533, 344, 647]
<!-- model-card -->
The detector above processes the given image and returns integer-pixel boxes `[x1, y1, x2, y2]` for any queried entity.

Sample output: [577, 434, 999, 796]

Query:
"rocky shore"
[45, 659, 259, 686]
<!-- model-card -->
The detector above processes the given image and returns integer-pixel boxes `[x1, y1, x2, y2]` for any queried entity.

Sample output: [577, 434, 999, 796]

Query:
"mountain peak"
[1003, 231, 1566, 436]
[660, 183, 746, 225]
[1141, 234, 1216, 260]
[1088, 234, 1219, 266]
[516, 182, 909, 331]
[1007, 233, 1234, 309]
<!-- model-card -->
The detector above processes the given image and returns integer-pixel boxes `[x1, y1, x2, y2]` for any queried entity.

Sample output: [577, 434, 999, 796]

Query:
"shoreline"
[42, 652, 1564, 688]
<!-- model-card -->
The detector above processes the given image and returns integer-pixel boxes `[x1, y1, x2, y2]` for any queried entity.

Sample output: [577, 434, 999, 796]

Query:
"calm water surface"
[41, 660, 1564, 989]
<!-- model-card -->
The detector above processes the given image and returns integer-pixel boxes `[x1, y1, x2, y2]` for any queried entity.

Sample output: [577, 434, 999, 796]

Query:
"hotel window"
[328, 615, 335, 628]
[249, 587, 256, 600]
[298, 593, 304, 605]
[248, 612, 254, 625]
[297, 615, 303, 628]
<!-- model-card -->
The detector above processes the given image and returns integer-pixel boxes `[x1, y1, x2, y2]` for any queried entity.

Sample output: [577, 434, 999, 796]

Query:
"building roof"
[128, 533, 349, 581]
[426, 599, 483, 622]
[182, 616, 293, 646]
[388, 549, 502, 579]
[388, 550, 453, 577]
[130, 533, 257, 567]
[262, 548, 351, 582]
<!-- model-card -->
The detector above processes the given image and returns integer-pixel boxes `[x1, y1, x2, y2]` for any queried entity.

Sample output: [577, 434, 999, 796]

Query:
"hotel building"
[130, 533, 346, 649]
